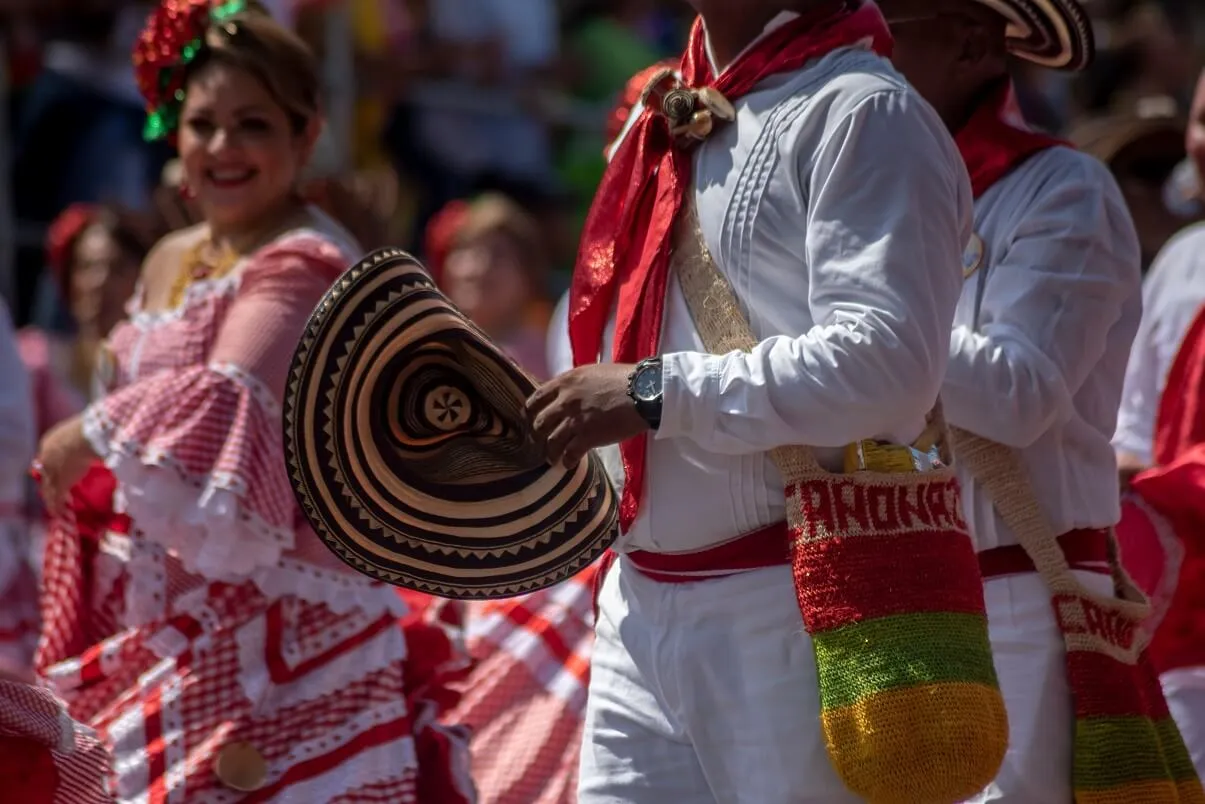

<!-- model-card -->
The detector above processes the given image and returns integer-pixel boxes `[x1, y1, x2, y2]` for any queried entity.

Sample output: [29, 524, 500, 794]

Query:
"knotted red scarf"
[568, 1, 893, 532]
[955, 78, 1066, 199]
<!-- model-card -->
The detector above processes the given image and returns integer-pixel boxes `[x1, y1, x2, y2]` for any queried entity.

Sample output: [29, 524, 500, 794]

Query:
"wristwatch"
[628, 357, 663, 431]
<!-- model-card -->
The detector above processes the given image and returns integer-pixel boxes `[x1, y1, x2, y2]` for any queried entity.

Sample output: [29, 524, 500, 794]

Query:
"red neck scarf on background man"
[567, 1, 893, 532]
[955, 78, 1067, 199]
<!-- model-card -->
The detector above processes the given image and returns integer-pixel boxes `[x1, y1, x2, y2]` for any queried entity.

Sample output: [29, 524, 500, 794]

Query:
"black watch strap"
[628, 358, 663, 430]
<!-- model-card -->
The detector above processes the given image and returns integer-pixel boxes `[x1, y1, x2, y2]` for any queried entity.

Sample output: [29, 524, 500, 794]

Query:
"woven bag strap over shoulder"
[668, 201, 950, 482]
[668, 203, 817, 481]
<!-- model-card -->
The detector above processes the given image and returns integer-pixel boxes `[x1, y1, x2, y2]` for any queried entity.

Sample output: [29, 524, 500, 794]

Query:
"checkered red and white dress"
[0, 678, 112, 803]
[444, 566, 599, 804]
[0, 297, 40, 680]
[36, 221, 476, 803]
[0, 501, 39, 679]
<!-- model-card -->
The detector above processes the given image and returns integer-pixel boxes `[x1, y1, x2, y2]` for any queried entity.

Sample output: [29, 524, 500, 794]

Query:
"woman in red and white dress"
[32, 2, 474, 800]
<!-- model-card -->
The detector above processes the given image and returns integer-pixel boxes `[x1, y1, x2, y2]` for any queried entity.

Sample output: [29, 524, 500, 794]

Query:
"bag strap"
[948, 429, 1080, 591]
[668, 201, 950, 481]
[669, 204, 819, 481]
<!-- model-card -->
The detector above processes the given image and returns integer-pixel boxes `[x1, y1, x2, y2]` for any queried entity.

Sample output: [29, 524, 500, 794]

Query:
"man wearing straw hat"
[878, 0, 1165, 800]
[526, 0, 975, 800]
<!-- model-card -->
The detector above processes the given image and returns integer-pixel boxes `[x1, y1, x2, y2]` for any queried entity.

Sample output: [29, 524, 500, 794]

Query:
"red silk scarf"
[955, 79, 1066, 199]
[568, 1, 893, 531]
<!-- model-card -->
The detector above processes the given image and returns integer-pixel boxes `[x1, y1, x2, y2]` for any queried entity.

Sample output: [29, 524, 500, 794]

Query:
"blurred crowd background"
[1, 0, 1204, 397]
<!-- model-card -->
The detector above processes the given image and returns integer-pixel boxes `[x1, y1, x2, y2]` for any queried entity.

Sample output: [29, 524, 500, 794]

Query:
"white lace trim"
[84, 401, 291, 574]
[208, 360, 281, 420]
[126, 222, 353, 331]
[82, 407, 400, 617]
[128, 268, 246, 329]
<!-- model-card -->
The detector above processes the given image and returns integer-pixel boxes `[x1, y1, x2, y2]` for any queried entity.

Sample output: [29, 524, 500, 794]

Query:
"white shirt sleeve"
[658, 89, 969, 452]
[942, 154, 1141, 448]
[545, 289, 573, 377]
[0, 300, 35, 503]
[1112, 226, 1205, 462]
[1112, 280, 1165, 464]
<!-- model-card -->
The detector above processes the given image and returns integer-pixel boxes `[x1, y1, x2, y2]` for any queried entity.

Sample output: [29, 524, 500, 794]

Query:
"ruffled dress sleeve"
[81, 237, 345, 582]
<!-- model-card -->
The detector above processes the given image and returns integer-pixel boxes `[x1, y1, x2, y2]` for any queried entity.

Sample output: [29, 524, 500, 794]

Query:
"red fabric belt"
[977, 528, 1112, 579]
[590, 522, 789, 620]
[606, 525, 1112, 583]
[592, 525, 1113, 620]
[624, 521, 792, 582]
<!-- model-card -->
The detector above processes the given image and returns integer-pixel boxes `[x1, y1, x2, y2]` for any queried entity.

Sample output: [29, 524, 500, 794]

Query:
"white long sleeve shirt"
[945, 146, 1142, 551]
[1113, 223, 1205, 465]
[595, 41, 971, 554]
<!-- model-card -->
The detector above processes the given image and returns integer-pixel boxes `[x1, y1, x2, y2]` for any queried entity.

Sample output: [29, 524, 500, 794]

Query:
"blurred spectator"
[557, 1, 674, 233]
[1187, 66, 1205, 193]
[384, 0, 559, 247]
[438, 193, 551, 379]
[0, 294, 36, 679]
[1113, 68, 1205, 484]
[7, 2, 170, 331]
[1071, 97, 1201, 270]
[11, 2, 164, 216]
[1078, 2, 1200, 117]
[17, 203, 159, 439]
[562, 0, 664, 103]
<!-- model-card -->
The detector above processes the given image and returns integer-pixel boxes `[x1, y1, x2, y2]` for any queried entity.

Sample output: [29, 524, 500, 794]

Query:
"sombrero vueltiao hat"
[884, 0, 1094, 71]
[284, 249, 618, 600]
[1068, 98, 1185, 167]
[975, 0, 1094, 70]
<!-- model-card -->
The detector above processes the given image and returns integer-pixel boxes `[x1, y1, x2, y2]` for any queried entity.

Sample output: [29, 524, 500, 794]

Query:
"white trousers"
[1164, 669, 1205, 777]
[578, 560, 860, 804]
[965, 571, 1114, 803]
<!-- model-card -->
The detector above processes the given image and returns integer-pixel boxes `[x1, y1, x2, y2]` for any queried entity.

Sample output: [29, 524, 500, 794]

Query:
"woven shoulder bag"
[952, 428, 1205, 804]
[672, 206, 1007, 804]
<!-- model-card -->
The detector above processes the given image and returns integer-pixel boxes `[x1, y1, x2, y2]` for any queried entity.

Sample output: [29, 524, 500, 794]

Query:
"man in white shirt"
[1112, 66, 1205, 780]
[1115, 68, 1205, 485]
[881, 0, 1143, 799]
[525, 1, 969, 801]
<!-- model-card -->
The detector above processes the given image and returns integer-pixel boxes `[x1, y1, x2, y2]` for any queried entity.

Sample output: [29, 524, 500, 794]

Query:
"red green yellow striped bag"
[954, 428, 1205, 804]
[672, 206, 1008, 804]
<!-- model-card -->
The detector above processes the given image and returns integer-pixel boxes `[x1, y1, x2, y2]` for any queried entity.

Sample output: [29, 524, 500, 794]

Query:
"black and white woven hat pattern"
[975, 0, 1094, 70]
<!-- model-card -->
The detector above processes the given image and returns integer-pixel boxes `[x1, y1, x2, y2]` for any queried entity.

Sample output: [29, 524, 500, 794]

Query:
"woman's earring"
[178, 181, 196, 201]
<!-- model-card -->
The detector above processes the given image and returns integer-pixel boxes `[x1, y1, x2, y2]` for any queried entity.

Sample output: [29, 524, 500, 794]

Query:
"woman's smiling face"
[177, 60, 313, 229]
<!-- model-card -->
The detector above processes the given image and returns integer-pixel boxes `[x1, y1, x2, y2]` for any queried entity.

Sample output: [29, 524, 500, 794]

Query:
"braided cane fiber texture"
[672, 204, 1007, 803]
[952, 428, 1204, 803]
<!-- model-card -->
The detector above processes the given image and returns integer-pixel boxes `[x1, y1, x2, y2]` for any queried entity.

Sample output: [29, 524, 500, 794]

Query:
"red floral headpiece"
[424, 200, 471, 287]
[132, 0, 248, 142]
[45, 204, 98, 288]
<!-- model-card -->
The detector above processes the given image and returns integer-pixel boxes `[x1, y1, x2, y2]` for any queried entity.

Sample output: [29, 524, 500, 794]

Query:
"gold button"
[213, 741, 268, 792]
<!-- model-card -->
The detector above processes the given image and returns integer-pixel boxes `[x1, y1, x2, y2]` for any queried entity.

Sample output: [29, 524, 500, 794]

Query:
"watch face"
[633, 364, 662, 401]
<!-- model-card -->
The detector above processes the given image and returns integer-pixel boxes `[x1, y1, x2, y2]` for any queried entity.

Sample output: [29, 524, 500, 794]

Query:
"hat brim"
[1069, 115, 1185, 164]
[976, 0, 1094, 70]
[284, 249, 618, 600]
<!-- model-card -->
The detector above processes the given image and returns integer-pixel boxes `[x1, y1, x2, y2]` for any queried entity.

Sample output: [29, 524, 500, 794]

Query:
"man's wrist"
[627, 357, 663, 431]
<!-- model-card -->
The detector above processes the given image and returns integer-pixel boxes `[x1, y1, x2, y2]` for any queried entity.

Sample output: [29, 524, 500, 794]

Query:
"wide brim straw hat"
[284, 248, 619, 600]
[1068, 100, 1185, 166]
[974, 0, 1094, 70]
